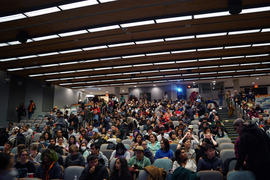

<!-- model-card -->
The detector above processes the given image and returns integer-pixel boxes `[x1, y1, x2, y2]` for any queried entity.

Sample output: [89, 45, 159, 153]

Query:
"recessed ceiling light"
[7, 41, 21, 45]
[83, 46, 107, 51]
[94, 67, 112, 71]
[60, 71, 76, 74]
[18, 55, 37, 59]
[59, 83, 73, 86]
[25, 7, 60, 17]
[120, 20, 155, 28]
[76, 69, 93, 72]
[176, 60, 197, 63]
[218, 71, 236, 73]
[148, 76, 164, 79]
[123, 72, 140, 75]
[141, 70, 159, 73]
[46, 79, 59, 81]
[160, 69, 178, 72]
[37, 52, 59, 57]
[59, 49, 82, 54]
[108, 42, 135, 48]
[59, 0, 98, 10]
[165, 35, 194, 41]
[133, 63, 153, 67]
[146, 52, 170, 56]
[252, 82, 255, 84]
[154, 62, 175, 65]
[197, 47, 223, 51]
[60, 77, 74, 80]
[240, 63, 260, 66]
[252, 43, 270, 47]
[171, 49, 196, 54]
[134, 86, 137, 87]
[44, 72, 59, 75]
[153, 80, 167, 83]
[0, 57, 18, 62]
[0, 43, 9, 47]
[99, 57, 121, 61]
[74, 76, 89, 79]
[228, 29, 260, 35]
[182, 73, 199, 76]
[199, 66, 219, 69]
[196, 32, 226, 38]
[153, 84, 156, 86]
[122, 54, 145, 59]
[28, 74, 43, 77]
[24, 66, 40, 70]
[106, 73, 122, 76]
[113, 65, 132, 69]
[156, 15, 192, 23]
[241, 6, 270, 14]
[199, 58, 220, 61]
[59, 61, 78, 65]
[245, 54, 269, 58]
[225, 45, 251, 49]
[262, 28, 270, 32]
[257, 78, 259, 79]
[222, 56, 244, 59]
[33, 35, 59, 41]
[88, 25, 119, 32]
[220, 64, 239, 67]
[194, 11, 229, 19]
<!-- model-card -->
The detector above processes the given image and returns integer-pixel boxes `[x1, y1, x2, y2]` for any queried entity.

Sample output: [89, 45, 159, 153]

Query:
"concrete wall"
[0, 71, 10, 126]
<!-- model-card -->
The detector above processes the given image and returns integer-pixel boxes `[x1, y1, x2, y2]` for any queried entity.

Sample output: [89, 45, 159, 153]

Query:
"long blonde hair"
[225, 92, 229, 98]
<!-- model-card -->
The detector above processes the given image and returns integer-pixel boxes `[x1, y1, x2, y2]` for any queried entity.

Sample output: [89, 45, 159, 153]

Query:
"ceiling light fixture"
[156, 15, 192, 23]
[59, 0, 98, 10]
[25, 7, 60, 17]
[120, 20, 155, 28]
[165, 35, 194, 41]
[88, 25, 119, 32]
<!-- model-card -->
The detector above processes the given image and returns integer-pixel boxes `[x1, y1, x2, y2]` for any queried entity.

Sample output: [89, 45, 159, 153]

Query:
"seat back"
[64, 166, 84, 180]
[36, 117, 43, 120]
[170, 144, 178, 153]
[227, 171, 256, 180]
[20, 120, 27, 124]
[17, 123, 24, 128]
[100, 144, 108, 151]
[199, 170, 223, 180]
[216, 138, 231, 145]
[62, 155, 67, 164]
[191, 120, 199, 125]
[228, 159, 238, 172]
[220, 149, 235, 163]
[122, 139, 132, 145]
[219, 143, 234, 151]
[109, 158, 117, 174]
[28, 120, 34, 124]
[192, 125, 199, 129]
[30, 117, 36, 120]
[32, 133, 42, 142]
[35, 120, 42, 124]
[138, 170, 149, 180]
[124, 144, 130, 150]
[101, 150, 114, 160]
[153, 159, 172, 172]
[173, 121, 179, 127]
[39, 148, 47, 154]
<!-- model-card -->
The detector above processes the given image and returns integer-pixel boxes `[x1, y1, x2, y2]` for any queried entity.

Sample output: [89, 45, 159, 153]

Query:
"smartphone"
[134, 164, 138, 169]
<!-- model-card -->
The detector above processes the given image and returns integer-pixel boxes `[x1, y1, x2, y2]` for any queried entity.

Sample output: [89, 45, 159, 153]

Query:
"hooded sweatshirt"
[63, 153, 85, 168]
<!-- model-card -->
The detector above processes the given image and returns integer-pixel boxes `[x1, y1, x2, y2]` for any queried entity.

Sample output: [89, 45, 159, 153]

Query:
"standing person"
[233, 118, 270, 180]
[233, 90, 241, 106]
[79, 154, 109, 180]
[111, 158, 131, 180]
[218, 89, 224, 108]
[68, 113, 79, 132]
[163, 91, 168, 101]
[16, 102, 26, 123]
[52, 112, 66, 138]
[225, 92, 235, 118]
[27, 100, 36, 120]
[120, 94, 126, 104]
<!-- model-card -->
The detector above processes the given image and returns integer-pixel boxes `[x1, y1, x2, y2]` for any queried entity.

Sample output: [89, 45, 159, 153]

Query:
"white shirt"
[157, 134, 169, 141]
[172, 159, 197, 172]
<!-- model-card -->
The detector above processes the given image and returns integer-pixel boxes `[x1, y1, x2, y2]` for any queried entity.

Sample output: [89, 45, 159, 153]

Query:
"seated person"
[128, 146, 151, 172]
[46, 117, 54, 126]
[197, 144, 224, 173]
[34, 124, 42, 133]
[0, 141, 13, 156]
[147, 134, 161, 155]
[79, 154, 109, 180]
[38, 135, 49, 151]
[247, 107, 259, 118]
[182, 114, 191, 126]
[29, 144, 42, 164]
[110, 143, 130, 160]
[141, 141, 154, 164]
[111, 158, 131, 180]
[169, 131, 179, 144]
[90, 143, 108, 167]
[14, 144, 26, 163]
[79, 142, 90, 158]
[196, 138, 212, 162]
[14, 149, 36, 178]
[157, 127, 169, 141]
[130, 133, 143, 150]
[47, 144, 63, 166]
[56, 136, 66, 149]
[64, 144, 85, 168]
[172, 147, 197, 172]
[200, 133, 218, 147]
[55, 130, 68, 143]
[177, 131, 199, 149]
[154, 139, 174, 160]
[181, 138, 196, 160]
[0, 152, 17, 180]
[36, 149, 62, 179]
[215, 127, 228, 140]
[66, 135, 80, 152]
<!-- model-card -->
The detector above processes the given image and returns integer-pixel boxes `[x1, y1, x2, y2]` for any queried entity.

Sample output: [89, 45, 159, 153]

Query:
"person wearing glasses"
[14, 149, 36, 178]
[154, 139, 174, 161]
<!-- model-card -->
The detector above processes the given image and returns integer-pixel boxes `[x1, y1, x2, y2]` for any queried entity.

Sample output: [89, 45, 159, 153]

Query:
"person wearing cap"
[233, 118, 270, 180]
[128, 146, 151, 171]
[90, 128, 101, 144]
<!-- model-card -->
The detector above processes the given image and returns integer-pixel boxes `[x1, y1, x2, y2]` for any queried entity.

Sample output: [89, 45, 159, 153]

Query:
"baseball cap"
[188, 125, 193, 129]
[134, 146, 144, 151]
[93, 128, 99, 133]
[233, 118, 249, 126]
[197, 99, 201, 103]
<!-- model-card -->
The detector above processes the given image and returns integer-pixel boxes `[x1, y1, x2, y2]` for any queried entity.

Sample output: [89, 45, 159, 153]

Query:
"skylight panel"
[0, 43, 8, 47]
[225, 45, 251, 49]
[59, 49, 82, 54]
[196, 32, 226, 38]
[135, 39, 164, 45]
[228, 29, 260, 35]
[18, 55, 37, 59]
[222, 56, 244, 59]
[154, 62, 175, 65]
[122, 54, 145, 59]
[59, 61, 78, 65]
[113, 65, 132, 69]
[194, 11, 230, 19]
[0, 58, 17, 62]
[37, 52, 59, 57]
[33, 35, 59, 41]
[7, 68, 24, 71]
[199, 58, 220, 61]
[120, 20, 155, 28]
[171, 49, 196, 54]
[156, 15, 192, 23]
[94, 67, 112, 71]
[141, 70, 159, 73]
[83, 46, 107, 51]
[25, 7, 60, 17]
[29, 74, 44, 77]
[89, 25, 120, 32]
[108, 42, 135, 48]
[0, 13, 26, 23]
[241, 6, 270, 14]
[165, 35, 195, 41]
[59, 0, 98, 10]
[146, 52, 170, 56]
[99, 57, 121, 61]
[252, 43, 270, 47]
[197, 47, 223, 51]
[133, 63, 153, 67]
[245, 54, 269, 58]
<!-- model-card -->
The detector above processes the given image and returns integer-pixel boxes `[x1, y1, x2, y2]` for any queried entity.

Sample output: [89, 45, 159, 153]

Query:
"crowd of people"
[0, 90, 269, 180]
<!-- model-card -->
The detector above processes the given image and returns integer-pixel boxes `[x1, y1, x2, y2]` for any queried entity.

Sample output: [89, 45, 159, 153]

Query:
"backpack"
[15, 133, 26, 146]
[106, 142, 116, 150]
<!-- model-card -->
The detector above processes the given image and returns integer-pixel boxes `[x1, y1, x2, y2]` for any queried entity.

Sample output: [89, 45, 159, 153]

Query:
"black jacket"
[68, 116, 79, 129]
[17, 106, 26, 116]
[79, 163, 108, 180]
[37, 161, 62, 179]
[197, 104, 205, 117]
[64, 153, 85, 168]
[235, 124, 270, 170]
